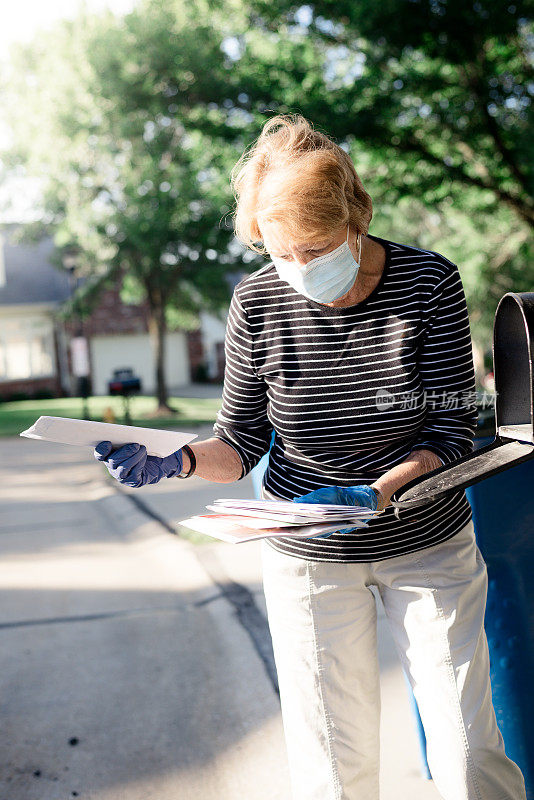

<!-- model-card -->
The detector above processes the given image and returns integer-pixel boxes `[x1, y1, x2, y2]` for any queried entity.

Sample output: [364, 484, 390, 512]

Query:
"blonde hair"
[230, 114, 373, 254]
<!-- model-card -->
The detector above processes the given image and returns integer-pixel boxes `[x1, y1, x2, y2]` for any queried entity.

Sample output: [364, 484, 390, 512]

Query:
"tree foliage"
[1, 0, 251, 408]
[217, 0, 534, 342]
[241, 0, 533, 221]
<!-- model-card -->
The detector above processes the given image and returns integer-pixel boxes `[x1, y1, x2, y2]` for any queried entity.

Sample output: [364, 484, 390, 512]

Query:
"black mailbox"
[494, 293, 534, 443]
[108, 367, 142, 397]
[391, 292, 534, 511]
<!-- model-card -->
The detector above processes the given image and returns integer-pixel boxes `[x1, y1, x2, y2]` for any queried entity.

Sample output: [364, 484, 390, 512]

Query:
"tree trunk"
[147, 296, 176, 414]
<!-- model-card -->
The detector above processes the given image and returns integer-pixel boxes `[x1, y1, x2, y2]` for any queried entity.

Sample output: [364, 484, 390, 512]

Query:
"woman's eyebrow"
[270, 241, 331, 256]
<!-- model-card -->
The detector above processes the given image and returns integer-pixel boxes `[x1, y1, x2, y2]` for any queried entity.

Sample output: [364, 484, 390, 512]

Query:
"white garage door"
[90, 332, 189, 396]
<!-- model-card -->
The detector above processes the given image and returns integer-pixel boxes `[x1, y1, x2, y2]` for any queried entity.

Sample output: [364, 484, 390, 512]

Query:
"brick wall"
[65, 280, 151, 338]
[0, 375, 62, 400]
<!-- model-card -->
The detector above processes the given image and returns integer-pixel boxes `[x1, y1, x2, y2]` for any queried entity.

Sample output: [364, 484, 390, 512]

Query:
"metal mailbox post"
[392, 292, 534, 793]
[107, 367, 142, 425]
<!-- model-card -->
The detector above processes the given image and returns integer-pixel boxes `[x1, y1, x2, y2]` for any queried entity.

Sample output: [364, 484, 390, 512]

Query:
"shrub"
[6, 391, 31, 402]
[33, 388, 55, 400]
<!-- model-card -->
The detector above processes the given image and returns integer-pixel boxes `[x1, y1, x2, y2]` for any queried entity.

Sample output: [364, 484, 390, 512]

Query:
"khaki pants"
[261, 515, 526, 800]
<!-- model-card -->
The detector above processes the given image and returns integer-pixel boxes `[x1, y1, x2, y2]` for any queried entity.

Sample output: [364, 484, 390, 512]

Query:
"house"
[0, 229, 230, 400]
[0, 231, 71, 399]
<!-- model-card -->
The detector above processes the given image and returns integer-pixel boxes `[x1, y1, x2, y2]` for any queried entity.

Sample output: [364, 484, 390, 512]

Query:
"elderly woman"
[95, 115, 526, 800]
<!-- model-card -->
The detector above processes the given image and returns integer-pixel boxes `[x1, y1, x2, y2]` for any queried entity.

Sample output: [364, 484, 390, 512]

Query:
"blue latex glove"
[94, 441, 183, 488]
[293, 485, 378, 538]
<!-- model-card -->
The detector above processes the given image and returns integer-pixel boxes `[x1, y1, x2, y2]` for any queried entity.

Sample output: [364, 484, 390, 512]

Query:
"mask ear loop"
[347, 224, 362, 264]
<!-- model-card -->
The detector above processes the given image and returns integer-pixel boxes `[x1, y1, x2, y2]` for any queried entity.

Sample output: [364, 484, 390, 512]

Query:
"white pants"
[261, 521, 527, 800]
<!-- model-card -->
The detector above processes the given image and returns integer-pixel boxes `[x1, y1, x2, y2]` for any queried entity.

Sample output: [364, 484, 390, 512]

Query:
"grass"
[0, 394, 222, 437]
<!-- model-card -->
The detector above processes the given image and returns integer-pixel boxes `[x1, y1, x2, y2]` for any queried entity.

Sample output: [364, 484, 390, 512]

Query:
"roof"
[0, 229, 71, 306]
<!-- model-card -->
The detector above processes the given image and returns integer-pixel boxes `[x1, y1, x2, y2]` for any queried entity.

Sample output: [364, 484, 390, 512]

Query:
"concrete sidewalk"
[4, 432, 440, 799]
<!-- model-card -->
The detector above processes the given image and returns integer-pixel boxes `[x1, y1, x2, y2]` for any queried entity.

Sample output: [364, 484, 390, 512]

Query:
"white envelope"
[20, 416, 197, 458]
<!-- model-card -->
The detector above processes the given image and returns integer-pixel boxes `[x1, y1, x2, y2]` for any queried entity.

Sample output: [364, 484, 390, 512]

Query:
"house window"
[0, 317, 55, 382]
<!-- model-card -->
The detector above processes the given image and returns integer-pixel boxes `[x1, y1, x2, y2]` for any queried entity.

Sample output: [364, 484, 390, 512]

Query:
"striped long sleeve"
[212, 291, 273, 478]
[210, 232, 478, 562]
[411, 264, 478, 465]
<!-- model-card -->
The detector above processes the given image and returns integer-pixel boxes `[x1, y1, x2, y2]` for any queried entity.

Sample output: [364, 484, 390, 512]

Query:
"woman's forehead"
[261, 223, 340, 253]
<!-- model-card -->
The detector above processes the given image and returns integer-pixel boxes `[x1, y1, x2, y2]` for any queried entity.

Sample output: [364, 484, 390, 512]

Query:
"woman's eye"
[274, 246, 327, 259]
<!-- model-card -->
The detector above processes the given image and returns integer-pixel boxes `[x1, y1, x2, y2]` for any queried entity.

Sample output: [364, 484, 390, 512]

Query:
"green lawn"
[0, 394, 222, 437]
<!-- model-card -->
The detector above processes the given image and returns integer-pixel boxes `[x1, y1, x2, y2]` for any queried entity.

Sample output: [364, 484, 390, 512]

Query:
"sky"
[0, 0, 135, 59]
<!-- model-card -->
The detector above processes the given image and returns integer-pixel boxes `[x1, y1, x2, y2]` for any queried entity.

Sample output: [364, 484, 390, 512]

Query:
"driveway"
[2, 432, 439, 799]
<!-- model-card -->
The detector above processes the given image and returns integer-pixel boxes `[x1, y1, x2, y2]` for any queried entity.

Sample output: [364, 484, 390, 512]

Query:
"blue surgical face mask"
[270, 225, 362, 303]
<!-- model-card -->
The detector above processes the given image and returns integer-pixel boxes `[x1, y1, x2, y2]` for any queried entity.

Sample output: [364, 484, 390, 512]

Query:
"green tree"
[240, 0, 533, 224]
[1, 1, 252, 411]
[3, 0, 533, 366]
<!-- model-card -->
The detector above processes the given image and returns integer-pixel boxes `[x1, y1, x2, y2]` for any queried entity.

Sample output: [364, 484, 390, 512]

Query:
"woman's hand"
[294, 485, 379, 510]
[93, 441, 183, 488]
[369, 448, 443, 510]
[293, 484, 379, 537]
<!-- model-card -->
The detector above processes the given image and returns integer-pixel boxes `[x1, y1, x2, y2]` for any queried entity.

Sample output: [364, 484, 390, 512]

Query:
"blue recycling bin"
[465, 432, 534, 796]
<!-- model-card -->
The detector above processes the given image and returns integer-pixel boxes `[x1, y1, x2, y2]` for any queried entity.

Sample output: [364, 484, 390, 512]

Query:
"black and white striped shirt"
[213, 233, 478, 562]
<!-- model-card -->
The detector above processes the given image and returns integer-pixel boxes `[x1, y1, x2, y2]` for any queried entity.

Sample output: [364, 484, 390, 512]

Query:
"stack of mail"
[180, 498, 382, 544]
